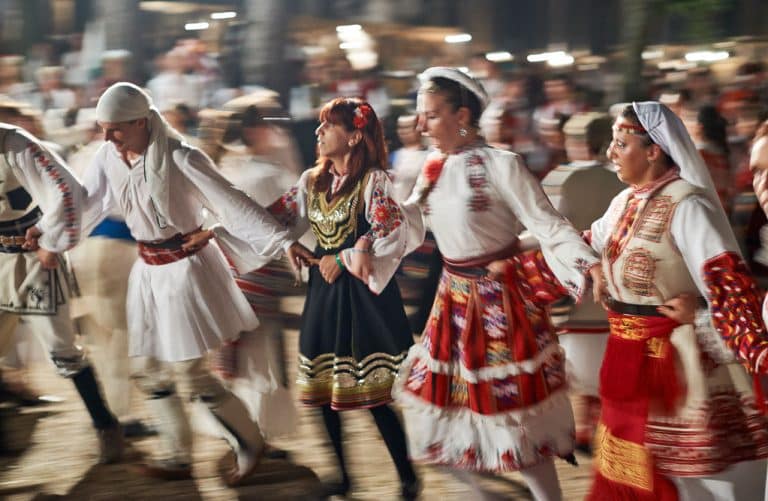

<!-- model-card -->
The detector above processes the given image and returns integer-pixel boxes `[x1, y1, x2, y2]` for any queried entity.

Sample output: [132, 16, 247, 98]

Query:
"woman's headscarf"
[632, 101, 740, 253]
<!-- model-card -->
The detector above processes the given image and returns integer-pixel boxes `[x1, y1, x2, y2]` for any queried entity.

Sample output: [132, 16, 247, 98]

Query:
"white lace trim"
[402, 342, 563, 384]
[392, 386, 575, 471]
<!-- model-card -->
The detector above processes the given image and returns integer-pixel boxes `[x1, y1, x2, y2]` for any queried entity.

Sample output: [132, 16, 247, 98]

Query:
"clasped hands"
[287, 239, 372, 285]
[23, 226, 58, 269]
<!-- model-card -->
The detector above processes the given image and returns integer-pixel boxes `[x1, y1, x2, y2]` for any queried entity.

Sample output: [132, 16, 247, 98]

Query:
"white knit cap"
[96, 82, 151, 123]
[418, 66, 489, 112]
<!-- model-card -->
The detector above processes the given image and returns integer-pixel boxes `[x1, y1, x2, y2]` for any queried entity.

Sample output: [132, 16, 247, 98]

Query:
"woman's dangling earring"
[459, 127, 468, 137]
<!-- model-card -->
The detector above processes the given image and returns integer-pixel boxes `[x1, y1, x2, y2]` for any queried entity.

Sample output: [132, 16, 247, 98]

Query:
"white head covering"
[96, 82, 183, 228]
[632, 101, 740, 252]
[632, 101, 717, 196]
[417, 66, 489, 112]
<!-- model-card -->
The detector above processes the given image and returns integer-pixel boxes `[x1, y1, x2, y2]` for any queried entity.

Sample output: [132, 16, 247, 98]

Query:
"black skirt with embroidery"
[297, 213, 413, 411]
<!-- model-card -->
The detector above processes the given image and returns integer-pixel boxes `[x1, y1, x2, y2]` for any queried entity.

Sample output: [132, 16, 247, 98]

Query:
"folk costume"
[67, 139, 139, 422]
[394, 141, 599, 473]
[394, 69, 600, 481]
[0, 123, 121, 461]
[82, 83, 291, 477]
[587, 102, 768, 501]
[267, 167, 413, 410]
[265, 100, 419, 496]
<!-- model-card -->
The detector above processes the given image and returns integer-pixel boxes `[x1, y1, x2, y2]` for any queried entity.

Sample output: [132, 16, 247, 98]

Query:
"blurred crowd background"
[0, 0, 768, 268]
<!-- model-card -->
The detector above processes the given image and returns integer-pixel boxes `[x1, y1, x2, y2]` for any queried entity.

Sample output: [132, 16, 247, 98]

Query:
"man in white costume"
[0, 118, 123, 464]
[81, 82, 299, 484]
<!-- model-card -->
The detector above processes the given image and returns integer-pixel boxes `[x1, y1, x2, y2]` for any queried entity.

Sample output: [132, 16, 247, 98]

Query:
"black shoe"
[320, 480, 350, 498]
[401, 479, 421, 500]
[121, 419, 157, 438]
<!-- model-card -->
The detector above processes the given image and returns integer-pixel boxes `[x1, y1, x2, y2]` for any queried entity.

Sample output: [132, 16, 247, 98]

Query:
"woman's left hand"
[319, 254, 343, 284]
[657, 292, 697, 325]
[182, 228, 214, 252]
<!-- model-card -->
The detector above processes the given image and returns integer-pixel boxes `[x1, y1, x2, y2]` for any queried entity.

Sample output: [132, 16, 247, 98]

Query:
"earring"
[459, 127, 468, 137]
[348, 141, 355, 147]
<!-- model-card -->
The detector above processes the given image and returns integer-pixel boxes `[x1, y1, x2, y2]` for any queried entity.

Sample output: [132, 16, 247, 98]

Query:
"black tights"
[320, 403, 416, 487]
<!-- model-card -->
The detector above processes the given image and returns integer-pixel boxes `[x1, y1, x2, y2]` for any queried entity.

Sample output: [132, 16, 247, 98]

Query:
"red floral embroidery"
[466, 152, 490, 212]
[267, 185, 299, 227]
[366, 175, 403, 241]
[704, 251, 768, 373]
[353, 103, 374, 129]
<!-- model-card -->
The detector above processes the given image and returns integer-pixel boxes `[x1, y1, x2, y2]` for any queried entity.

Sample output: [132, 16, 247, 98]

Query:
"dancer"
[270, 97, 419, 498]
[587, 102, 768, 501]
[79, 82, 296, 484]
[0, 119, 123, 464]
[394, 67, 602, 501]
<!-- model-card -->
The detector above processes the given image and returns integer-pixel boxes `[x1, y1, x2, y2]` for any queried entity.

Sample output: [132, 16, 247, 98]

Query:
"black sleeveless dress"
[296, 174, 413, 410]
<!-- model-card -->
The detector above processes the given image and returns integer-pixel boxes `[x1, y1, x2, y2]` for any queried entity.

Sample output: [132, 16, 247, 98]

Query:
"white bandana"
[96, 82, 182, 228]
[418, 67, 489, 112]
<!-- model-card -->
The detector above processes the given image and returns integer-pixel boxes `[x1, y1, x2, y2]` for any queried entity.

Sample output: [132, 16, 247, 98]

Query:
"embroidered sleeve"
[342, 170, 409, 294]
[7, 131, 85, 252]
[267, 185, 299, 228]
[704, 251, 768, 373]
[363, 171, 404, 242]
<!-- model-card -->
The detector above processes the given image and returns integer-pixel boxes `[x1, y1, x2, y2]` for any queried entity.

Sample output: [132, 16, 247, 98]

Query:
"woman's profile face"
[315, 119, 353, 159]
[606, 117, 654, 186]
[419, 91, 462, 153]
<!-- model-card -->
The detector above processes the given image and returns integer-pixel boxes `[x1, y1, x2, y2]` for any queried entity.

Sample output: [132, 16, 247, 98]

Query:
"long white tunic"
[80, 140, 291, 361]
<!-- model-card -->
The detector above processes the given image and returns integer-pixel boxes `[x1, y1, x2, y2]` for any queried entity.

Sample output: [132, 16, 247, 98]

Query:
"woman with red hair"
[270, 97, 419, 499]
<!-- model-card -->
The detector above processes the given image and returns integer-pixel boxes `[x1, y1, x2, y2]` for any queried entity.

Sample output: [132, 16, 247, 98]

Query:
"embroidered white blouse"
[267, 168, 409, 295]
[404, 145, 598, 297]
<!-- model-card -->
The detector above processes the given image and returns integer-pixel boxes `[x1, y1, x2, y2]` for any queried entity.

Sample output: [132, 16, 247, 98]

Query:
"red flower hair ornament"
[353, 103, 374, 129]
